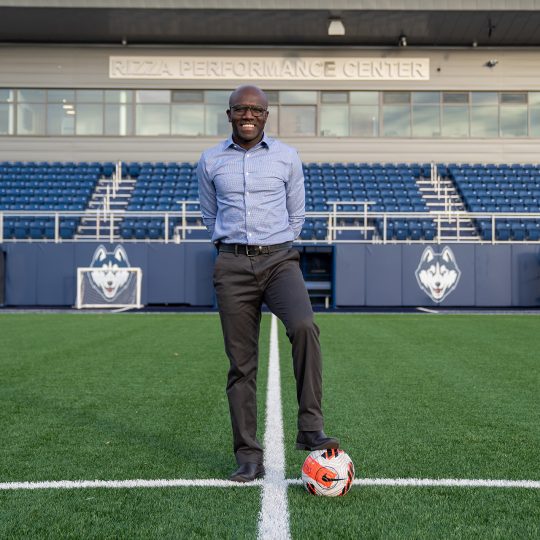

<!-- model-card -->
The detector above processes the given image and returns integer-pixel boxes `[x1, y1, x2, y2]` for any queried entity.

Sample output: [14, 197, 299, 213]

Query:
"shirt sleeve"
[196, 153, 217, 239]
[286, 150, 305, 239]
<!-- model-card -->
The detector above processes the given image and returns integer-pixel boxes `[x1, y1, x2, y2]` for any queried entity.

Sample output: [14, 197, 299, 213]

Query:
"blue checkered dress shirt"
[197, 134, 305, 245]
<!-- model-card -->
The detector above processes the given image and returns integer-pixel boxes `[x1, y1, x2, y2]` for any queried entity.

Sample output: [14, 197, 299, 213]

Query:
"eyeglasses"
[230, 105, 267, 117]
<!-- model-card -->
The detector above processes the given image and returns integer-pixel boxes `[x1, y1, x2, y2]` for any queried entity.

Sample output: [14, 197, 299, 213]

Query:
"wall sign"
[109, 56, 430, 81]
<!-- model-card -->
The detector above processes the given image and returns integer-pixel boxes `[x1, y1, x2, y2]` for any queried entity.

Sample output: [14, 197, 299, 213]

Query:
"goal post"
[76, 266, 143, 309]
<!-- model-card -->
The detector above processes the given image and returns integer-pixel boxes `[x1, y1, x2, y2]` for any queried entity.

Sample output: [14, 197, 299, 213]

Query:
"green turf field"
[1, 313, 539, 538]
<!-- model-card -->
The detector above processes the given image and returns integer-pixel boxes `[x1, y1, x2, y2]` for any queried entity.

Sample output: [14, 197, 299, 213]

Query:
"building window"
[279, 105, 317, 136]
[320, 105, 349, 136]
[279, 91, 317, 105]
[46, 90, 76, 135]
[321, 91, 348, 104]
[172, 104, 205, 136]
[350, 92, 378, 137]
[47, 104, 75, 135]
[382, 92, 411, 137]
[171, 90, 204, 135]
[529, 92, 540, 137]
[500, 92, 528, 137]
[412, 92, 440, 137]
[2, 87, 540, 139]
[76, 104, 103, 135]
[105, 90, 133, 104]
[0, 89, 14, 135]
[18, 104, 46, 135]
[105, 90, 133, 136]
[75, 90, 104, 135]
[320, 92, 349, 136]
[204, 105, 228, 136]
[0, 104, 13, 135]
[265, 105, 279, 137]
[17, 89, 46, 135]
[135, 90, 170, 135]
[470, 92, 499, 137]
[442, 92, 469, 137]
[136, 104, 170, 136]
[204, 91, 231, 137]
[105, 104, 132, 136]
[172, 90, 204, 103]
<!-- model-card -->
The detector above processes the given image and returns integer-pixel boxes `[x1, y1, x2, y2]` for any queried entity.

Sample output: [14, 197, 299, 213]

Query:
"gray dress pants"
[213, 247, 324, 465]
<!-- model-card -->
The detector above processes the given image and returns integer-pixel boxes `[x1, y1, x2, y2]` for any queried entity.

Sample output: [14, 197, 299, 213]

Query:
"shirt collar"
[224, 133, 272, 151]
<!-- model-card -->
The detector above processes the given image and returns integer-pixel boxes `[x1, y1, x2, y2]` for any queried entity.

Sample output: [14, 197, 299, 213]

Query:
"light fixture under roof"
[328, 18, 345, 36]
[399, 35, 407, 47]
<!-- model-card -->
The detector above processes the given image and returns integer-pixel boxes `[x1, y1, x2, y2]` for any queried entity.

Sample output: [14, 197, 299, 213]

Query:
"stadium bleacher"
[120, 161, 435, 241]
[302, 162, 434, 241]
[121, 161, 201, 240]
[446, 163, 540, 241]
[0, 161, 105, 239]
[2, 160, 540, 242]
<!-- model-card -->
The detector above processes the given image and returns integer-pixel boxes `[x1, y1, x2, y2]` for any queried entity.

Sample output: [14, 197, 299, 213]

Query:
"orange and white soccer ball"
[301, 449, 355, 497]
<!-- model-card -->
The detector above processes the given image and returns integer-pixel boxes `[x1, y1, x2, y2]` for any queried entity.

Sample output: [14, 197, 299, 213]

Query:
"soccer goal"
[76, 267, 143, 309]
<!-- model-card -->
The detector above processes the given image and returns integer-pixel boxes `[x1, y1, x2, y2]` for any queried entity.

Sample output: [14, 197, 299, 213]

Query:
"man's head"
[227, 85, 269, 150]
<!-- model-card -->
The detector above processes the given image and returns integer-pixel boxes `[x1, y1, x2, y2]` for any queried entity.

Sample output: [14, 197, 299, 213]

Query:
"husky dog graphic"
[89, 245, 132, 300]
[415, 246, 461, 303]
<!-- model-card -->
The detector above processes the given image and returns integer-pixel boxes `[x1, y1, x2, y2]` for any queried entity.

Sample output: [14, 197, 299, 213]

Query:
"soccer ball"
[301, 449, 355, 497]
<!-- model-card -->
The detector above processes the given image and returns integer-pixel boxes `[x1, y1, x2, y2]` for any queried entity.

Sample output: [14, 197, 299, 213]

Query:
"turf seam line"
[257, 314, 291, 540]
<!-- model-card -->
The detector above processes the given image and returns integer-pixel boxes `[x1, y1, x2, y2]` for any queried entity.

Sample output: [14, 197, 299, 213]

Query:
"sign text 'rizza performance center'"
[109, 56, 430, 81]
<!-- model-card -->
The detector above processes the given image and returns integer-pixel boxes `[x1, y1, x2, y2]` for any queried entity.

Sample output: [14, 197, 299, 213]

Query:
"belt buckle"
[246, 245, 263, 256]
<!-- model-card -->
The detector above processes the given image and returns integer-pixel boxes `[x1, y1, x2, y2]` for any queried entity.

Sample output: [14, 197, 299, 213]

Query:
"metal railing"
[2, 207, 540, 244]
[100, 160, 123, 214]
[328, 209, 540, 244]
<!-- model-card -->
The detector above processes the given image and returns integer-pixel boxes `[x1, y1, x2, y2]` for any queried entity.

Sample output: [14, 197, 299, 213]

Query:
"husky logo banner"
[415, 246, 461, 303]
[88, 245, 133, 301]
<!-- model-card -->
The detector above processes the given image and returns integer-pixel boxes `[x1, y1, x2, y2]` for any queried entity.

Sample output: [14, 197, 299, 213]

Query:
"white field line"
[288, 478, 540, 489]
[257, 314, 291, 540]
[416, 307, 439, 314]
[0, 479, 262, 490]
[2, 476, 539, 491]
[3, 476, 539, 492]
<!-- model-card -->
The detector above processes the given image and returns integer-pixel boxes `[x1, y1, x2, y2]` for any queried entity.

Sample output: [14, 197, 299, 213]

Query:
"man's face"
[227, 88, 268, 149]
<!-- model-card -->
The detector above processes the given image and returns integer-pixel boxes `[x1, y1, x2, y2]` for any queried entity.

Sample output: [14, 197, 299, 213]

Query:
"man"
[197, 85, 338, 483]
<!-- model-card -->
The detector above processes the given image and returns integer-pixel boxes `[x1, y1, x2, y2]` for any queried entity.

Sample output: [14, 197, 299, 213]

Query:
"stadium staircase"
[75, 166, 135, 241]
[418, 166, 480, 241]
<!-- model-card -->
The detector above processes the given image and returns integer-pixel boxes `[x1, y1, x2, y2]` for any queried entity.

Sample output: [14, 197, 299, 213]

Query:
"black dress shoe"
[296, 430, 340, 451]
[229, 462, 265, 483]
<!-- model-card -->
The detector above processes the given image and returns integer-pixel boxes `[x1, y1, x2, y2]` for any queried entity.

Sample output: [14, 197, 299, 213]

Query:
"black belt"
[218, 241, 292, 256]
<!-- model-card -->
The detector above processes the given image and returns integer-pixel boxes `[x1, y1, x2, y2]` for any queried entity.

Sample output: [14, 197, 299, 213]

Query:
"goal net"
[76, 266, 143, 309]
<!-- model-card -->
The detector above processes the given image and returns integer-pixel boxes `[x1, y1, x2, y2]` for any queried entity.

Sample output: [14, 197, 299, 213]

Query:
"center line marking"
[257, 314, 291, 540]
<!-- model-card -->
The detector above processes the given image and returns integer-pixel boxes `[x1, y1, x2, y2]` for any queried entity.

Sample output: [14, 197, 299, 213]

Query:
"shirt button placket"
[245, 152, 252, 243]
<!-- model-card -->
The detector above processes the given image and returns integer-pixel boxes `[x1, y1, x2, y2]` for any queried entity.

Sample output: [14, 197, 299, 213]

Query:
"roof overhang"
[1, 1, 540, 47]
